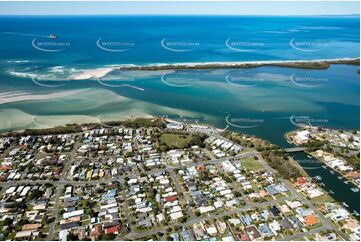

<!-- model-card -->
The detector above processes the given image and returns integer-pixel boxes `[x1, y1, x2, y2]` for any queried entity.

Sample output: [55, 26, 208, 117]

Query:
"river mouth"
[0, 64, 359, 217]
[0, 14, 360, 219]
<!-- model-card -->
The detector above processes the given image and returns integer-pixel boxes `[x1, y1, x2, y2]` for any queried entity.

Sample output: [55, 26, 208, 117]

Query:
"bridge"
[284, 147, 307, 152]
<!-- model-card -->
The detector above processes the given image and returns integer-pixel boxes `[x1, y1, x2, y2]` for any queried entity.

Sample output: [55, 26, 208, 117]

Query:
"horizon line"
[0, 13, 360, 17]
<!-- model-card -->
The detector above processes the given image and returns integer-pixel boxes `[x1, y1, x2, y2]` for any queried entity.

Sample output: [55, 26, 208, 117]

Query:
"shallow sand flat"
[29, 88, 130, 113]
[32, 115, 101, 129]
[0, 89, 86, 105]
[0, 109, 103, 131]
[94, 99, 210, 124]
[0, 109, 35, 131]
[0, 87, 210, 132]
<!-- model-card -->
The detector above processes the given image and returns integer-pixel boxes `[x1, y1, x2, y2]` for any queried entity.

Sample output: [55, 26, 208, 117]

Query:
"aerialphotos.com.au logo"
[160, 72, 201, 88]
[160, 38, 200, 52]
[289, 114, 328, 128]
[225, 114, 264, 129]
[96, 38, 135, 52]
[225, 70, 262, 88]
[32, 38, 70, 52]
[289, 38, 328, 52]
[225, 38, 265, 52]
[290, 74, 328, 88]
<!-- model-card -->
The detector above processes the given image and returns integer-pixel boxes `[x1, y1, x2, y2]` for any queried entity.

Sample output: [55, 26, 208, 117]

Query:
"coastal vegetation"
[0, 117, 166, 138]
[221, 130, 304, 179]
[114, 58, 360, 71]
[288, 127, 360, 171]
[155, 132, 207, 151]
[261, 150, 302, 179]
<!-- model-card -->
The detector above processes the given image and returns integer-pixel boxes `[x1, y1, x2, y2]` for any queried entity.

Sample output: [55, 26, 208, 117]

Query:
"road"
[169, 169, 195, 219]
[122, 188, 132, 232]
[0, 151, 259, 188]
[256, 154, 350, 241]
[118, 150, 340, 241]
[47, 141, 81, 241]
[123, 193, 309, 240]
[0, 129, 348, 241]
[280, 226, 327, 241]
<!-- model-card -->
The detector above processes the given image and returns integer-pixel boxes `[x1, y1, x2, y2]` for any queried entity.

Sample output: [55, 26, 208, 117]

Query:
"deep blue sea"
[0, 15, 359, 66]
[0, 16, 359, 213]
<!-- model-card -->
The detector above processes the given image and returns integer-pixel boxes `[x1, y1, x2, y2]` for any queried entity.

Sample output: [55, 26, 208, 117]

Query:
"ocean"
[0, 15, 359, 213]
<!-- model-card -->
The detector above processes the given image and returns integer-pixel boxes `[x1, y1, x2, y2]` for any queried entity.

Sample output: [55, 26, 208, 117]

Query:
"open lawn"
[240, 157, 263, 170]
[311, 194, 334, 204]
[160, 133, 195, 149]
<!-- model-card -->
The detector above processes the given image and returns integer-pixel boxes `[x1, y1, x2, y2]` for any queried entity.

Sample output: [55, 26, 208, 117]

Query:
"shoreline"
[69, 67, 114, 80]
[307, 151, 359, 188]
[69, 57, 360, 80]
[0, 114, 155, 137]
[111, 57, 360, 71]
[285, 129, 360, 188]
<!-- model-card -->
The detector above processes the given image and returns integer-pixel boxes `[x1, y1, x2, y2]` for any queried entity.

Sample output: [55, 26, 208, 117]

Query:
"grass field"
[159, 133, 194, 148]
[311, 194, 334, 204]
[240, 157, 263, 170]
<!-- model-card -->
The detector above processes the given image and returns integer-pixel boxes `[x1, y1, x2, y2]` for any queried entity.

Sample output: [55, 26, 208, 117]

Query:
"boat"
[330, 170, 335, 174]
[319, 182, 325, 186]
[307, 155, 312, 158]
[322, 165, 327, 169]
[344, 181, 349, 184]
[337, 176, 343, 180]
[342, 202, 349, 208]
[351, 187, 360, 192]
[329, 190, 334, 194]
[314, 175, 322, 180]
[353, 211, 360, 217]
[49, 34, 57, 39]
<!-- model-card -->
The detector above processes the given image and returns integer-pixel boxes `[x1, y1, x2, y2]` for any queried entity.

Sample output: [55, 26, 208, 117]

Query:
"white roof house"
[63, 209, 84, 219]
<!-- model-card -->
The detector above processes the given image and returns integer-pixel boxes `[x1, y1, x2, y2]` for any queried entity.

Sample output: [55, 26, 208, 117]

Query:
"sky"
[0, 1, 359, 16]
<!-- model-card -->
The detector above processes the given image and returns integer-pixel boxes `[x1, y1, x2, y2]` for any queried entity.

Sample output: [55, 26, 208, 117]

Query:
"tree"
[67, 233, 79, 241]
[100, 233, 116, 240]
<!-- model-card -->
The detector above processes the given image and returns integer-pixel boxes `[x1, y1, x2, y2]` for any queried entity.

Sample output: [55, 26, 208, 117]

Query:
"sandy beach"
[69, 67, 114, 80]
[109, 57, 360, 70]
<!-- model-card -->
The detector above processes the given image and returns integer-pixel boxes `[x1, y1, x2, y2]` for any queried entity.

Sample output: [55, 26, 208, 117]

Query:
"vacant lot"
[160, 133, 195, 149]
[241, 157, 263, 170]
[311, 194, 334, 204]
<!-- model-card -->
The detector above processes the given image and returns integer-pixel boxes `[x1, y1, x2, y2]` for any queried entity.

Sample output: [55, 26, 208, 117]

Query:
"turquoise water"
[0, 16, 359, 214]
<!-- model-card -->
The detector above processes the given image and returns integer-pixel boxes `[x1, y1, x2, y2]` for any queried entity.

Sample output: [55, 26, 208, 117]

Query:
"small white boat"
[344, 181, 349, 184]
[329, 190, 334, 194]
[330, 170, 335, 174]
[353, 211, 360, 217]
[314, 176, 322, 180]
[337, 176, 343, 180]
[351, 188, 360, 193]
[342, 202, 349, 208]
[322, 165, 327, 169]
[307, 155, 312, 158]
[49, 34, 58, 39]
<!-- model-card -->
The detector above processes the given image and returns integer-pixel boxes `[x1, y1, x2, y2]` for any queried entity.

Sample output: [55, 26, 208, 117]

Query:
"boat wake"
[3, 32, 51, 38]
